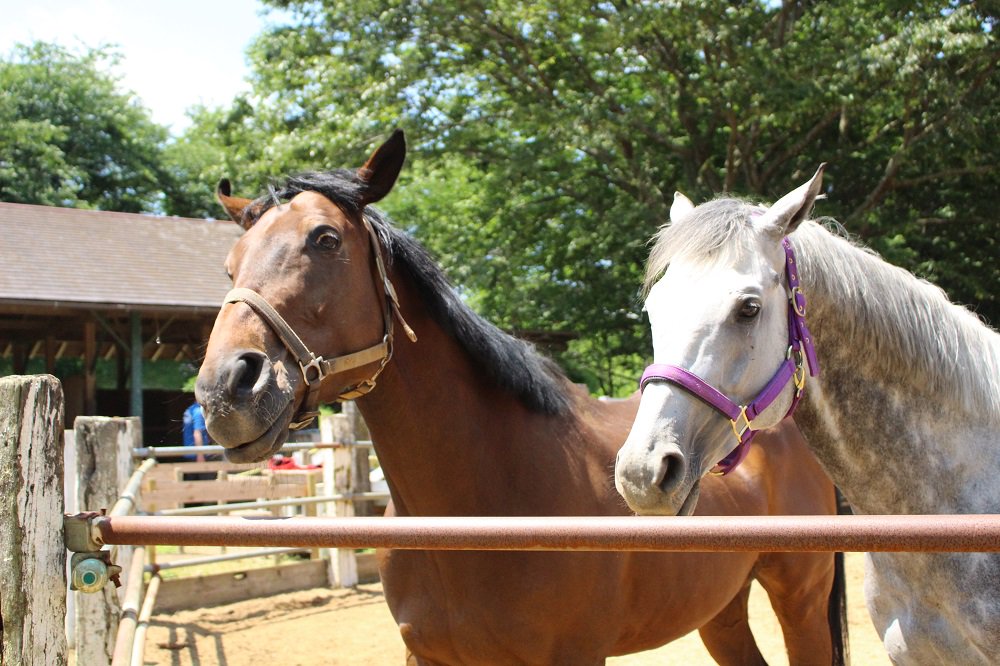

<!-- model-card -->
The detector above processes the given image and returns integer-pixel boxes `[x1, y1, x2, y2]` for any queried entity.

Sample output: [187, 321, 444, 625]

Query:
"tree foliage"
[0, 42, 168, 212]
[172, 1, 999, 394]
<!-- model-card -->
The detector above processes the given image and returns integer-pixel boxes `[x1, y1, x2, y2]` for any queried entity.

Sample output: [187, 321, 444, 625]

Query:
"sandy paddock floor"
[138, 552, 889, 665]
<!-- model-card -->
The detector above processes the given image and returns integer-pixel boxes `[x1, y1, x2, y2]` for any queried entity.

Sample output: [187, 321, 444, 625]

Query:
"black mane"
[247, 170, 571, 415]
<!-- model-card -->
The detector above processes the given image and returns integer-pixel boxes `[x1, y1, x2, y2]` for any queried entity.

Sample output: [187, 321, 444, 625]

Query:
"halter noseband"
[223, 215, 416, 430]
[639, 238, 818, 475]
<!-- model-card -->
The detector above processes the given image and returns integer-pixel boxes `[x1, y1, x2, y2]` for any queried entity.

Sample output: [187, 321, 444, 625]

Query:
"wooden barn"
[0, 202, 242, 443]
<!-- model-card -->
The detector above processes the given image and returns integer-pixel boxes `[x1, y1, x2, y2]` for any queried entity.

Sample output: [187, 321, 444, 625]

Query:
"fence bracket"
[64, 511, 107, 552]
[65, 512, 123, 593]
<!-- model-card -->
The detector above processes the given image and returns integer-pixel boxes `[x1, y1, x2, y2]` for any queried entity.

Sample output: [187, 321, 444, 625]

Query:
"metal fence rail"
[84, 514, 1000, 553]
[146, 547, 309, 572]
[131, 440, 374, 458]
[157, 492, 390, 516]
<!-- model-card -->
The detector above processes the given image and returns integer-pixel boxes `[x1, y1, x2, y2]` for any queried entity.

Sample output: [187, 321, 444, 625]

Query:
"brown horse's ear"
[216, 178, 255, 229]
[357, 129, 406, 206]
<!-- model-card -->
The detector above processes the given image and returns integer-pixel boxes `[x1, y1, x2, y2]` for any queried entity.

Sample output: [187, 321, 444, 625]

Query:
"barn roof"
[0, 202, 242, 312]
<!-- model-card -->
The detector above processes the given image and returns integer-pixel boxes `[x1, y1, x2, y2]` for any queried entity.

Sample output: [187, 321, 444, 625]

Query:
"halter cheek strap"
[639, 238, 818, 475]
[224, 214, 417, 430]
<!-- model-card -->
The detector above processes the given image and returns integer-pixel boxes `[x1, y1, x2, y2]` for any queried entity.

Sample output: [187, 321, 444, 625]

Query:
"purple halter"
[639, 238, 819, 475]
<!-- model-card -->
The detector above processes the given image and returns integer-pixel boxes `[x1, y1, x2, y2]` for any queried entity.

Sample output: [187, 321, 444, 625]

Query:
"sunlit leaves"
[0, 42, 168, 212]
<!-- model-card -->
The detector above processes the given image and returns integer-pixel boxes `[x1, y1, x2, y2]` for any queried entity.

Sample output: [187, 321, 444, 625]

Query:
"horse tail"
[829, 486, 851, 665]
[828, 550, 850, 665]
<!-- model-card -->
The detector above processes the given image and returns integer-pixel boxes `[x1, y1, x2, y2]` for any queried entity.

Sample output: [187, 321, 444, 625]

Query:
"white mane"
[792, 220, 1000, 422]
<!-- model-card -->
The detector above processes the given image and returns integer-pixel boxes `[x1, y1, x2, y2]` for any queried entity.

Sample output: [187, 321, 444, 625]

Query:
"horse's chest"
[864, 552, 1000, 664]
[380, 550, 595, 663]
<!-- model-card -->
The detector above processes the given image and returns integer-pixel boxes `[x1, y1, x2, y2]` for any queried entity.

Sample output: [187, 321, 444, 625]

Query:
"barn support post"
[73, 416, 140, 666]
[320, 413, 359, 587]
[45, 335, 56, 375]
[11, 342, 28, 375]
[129, 312, 143, 420]
[83, 320, 97, 416]
[0, 375, 67, 666]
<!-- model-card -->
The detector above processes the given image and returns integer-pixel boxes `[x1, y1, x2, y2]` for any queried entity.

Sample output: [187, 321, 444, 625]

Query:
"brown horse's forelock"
[241, 170, 570, 416]
[243, 169, 367, 227]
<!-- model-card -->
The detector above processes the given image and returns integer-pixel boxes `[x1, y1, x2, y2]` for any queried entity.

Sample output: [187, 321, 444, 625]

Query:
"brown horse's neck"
[353, 275, 606, 517]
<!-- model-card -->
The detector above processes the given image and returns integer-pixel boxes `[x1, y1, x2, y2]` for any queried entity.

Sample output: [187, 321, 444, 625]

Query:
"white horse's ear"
[670, 192, 695, 225]
[757, 164, 826, 235]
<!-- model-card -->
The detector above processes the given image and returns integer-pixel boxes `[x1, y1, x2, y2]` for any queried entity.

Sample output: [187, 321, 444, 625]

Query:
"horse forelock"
[793, 221, 1000, 421]
[242, 169, 367, 227]
[644, 197, 764, 296]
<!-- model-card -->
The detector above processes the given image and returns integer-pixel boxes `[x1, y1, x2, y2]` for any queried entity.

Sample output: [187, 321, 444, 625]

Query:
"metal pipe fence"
[87, 514, 1000, 553]
[146, 547, 309, 572]
[109, 459, 158, 517]
[157, 492, 389, 516]
[131, 440, 374, 459]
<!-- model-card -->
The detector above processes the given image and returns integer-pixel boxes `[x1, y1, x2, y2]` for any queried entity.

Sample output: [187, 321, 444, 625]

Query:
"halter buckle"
[790, 286, 807, 317]
[730, 406, 751, 443]
[299, 357, 326, 387]
[793, 359, 807, 392]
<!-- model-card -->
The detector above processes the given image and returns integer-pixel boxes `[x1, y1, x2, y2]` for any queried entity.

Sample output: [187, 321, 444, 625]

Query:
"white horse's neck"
[789, 222, 1000, 515]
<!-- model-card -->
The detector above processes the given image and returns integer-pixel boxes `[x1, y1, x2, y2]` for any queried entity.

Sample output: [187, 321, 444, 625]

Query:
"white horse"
[614, 167, 1000, 664]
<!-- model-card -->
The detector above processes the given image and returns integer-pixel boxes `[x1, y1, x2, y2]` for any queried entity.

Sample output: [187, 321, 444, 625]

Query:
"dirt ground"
[138, 552, 889, 665]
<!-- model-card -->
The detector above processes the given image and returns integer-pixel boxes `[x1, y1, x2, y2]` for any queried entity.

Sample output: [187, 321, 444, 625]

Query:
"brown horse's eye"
[310, 226, 341, 252]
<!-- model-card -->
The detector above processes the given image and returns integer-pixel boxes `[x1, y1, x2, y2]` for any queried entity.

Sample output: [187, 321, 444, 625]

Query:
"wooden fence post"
[343, 402, 372, 517]
[0, 375, 67, 666]
[73, 416, 140, 666]
[320, 413, 358, 587]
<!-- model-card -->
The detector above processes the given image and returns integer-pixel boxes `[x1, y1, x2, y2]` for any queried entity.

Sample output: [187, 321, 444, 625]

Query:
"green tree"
[0, 42, 168, 212]
[175, 1, 999, 394]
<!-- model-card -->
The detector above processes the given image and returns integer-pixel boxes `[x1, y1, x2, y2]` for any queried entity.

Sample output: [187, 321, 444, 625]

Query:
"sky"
[0, 0, 291, 135]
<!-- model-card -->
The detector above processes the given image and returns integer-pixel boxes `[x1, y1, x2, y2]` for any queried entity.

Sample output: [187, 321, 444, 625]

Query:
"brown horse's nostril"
[227, 351, 268, 398]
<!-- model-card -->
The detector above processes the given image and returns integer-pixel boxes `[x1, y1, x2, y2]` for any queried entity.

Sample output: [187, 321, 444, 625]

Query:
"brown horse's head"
[196, 130, 408, 462]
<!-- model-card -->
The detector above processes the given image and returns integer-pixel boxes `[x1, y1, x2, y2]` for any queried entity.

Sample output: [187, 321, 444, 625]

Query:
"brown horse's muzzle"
[195, 348, 297, 463]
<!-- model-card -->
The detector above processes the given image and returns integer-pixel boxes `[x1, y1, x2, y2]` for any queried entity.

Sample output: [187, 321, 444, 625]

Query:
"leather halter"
[223, 215, 416, 430]
[639, 238, 818, 475]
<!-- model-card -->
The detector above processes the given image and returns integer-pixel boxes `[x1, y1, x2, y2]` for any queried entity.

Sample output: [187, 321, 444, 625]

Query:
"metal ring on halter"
[300, 357, 326, 386]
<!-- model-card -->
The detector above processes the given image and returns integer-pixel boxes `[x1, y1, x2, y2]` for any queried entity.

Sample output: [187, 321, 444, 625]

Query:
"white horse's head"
[615, 167, 825, 515]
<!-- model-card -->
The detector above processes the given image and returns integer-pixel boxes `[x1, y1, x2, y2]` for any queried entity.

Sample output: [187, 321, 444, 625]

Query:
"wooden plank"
[144, 462, 321, 483]
[0, 375, 67, 666]
[151, 460, 248, 473]
[142, 480, 309, 507]
[356, 552, 379, 584]
[321, 414, 357, 587]
[154, 560, 330, 612]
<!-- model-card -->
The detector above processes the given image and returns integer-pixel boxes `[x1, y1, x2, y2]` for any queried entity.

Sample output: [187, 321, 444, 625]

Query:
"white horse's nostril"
[656, 449, 688, 495]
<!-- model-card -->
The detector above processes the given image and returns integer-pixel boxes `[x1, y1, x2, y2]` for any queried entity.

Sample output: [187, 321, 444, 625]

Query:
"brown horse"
[195, 130, 846, 665]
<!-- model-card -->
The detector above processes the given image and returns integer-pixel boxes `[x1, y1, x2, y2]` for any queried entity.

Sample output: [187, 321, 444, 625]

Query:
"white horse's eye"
[737, 299, 762, 320]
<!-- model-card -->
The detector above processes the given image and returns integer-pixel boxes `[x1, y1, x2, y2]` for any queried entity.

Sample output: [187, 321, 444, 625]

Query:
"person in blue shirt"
[181, 402, 210, 462]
